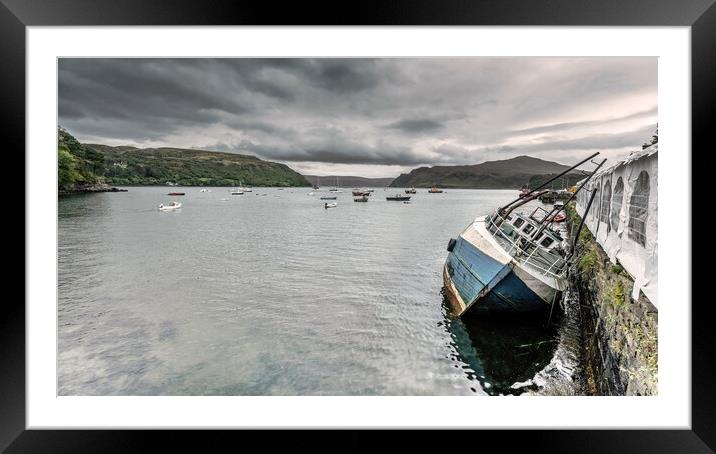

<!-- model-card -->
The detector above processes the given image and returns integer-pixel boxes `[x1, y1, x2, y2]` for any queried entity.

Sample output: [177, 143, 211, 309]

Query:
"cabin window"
[523, 224, 534, 234]
[513, 217, 525, 228]
[628, 171, 650, 247]
[611, 177, 624, 232]
[540, 236, 555, 248]
[600, 179, 611, 232]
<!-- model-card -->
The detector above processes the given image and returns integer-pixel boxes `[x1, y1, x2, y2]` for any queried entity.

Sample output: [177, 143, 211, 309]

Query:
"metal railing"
[484, 212, 567, 280]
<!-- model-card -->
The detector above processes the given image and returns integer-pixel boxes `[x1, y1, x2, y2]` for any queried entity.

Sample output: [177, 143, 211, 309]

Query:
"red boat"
[168, 192, 185, 196]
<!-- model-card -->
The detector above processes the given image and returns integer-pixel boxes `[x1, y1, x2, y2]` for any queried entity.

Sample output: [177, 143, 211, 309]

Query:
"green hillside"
[389, 155, 582, 189]
[58, 129, 310, 188]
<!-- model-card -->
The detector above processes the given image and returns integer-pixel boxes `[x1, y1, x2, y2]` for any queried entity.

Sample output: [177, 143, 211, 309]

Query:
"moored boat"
[428, 186, 443, 193]
[320, 195, 337, 200]
[158, 201, 182, 211]
[168, 192, 185, 196]
[405, 187, 417, 194]
[324, 202, 337, 209]
[386, 194, 411, 201]
[442, 152, 604, 317]
[237, 180, 252, 192]
[353, 195, 369, 202]
[231, 189, 244, 195]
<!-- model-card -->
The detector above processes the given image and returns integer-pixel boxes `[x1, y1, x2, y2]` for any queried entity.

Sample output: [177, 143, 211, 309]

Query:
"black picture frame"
[5, 0, 712, 451]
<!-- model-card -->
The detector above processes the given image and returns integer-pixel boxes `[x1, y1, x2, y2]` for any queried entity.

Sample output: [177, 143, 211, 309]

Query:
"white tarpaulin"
[576, 144, 658, 307]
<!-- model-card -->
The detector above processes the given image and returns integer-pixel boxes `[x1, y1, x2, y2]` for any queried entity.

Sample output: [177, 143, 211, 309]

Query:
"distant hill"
[303, 175, 395, 188]
[58, 129, 310, 188]
[389, 155, 582, 189]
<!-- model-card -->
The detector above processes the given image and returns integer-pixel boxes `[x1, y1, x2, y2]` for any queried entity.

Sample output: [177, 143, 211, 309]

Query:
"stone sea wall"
[567, 203, 658, 395]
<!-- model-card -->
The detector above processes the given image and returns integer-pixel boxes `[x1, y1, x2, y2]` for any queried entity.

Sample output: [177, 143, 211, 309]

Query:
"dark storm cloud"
[59, 57, 657, 173]
[385, 118, 444, 133]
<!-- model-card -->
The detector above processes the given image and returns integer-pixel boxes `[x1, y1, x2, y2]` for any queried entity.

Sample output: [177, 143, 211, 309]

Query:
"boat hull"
[443, 220, 561, 316]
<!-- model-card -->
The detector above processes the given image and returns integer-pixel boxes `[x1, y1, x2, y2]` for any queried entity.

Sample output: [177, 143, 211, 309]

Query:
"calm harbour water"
[58, 187, 560, 395]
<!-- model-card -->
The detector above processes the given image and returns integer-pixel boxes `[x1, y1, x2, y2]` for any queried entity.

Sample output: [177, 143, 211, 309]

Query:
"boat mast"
[531, 158, 606, 239]
[499, 152, 599, 214]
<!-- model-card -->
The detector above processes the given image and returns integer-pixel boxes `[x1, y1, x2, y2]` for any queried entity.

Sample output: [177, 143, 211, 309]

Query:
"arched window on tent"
[592, 182, 601, 221]
[611, 177, 624, 232]
[628, 171, 650, 247]
[600, 178, 611, 233]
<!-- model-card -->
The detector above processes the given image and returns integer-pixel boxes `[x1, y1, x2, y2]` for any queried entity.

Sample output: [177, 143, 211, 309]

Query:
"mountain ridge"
[389, 155, 581, 189]
[303, 175, 395, 188]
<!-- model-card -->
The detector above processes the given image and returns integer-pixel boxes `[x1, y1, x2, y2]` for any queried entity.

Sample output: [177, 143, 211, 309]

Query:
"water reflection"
[441, 298, 561, 395]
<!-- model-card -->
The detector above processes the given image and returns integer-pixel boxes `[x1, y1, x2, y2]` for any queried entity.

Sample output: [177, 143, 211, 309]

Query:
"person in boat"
[324, 202, 328, 209]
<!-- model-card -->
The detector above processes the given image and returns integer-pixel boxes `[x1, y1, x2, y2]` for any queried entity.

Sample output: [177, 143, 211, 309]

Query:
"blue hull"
[445, 236, 551, 316]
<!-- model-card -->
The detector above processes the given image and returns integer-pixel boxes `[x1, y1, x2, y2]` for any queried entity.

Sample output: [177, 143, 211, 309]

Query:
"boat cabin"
[486, 209, 567, 278]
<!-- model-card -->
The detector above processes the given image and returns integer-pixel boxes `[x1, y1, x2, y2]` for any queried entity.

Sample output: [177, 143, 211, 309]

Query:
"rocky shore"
[58, 183, 127, 196]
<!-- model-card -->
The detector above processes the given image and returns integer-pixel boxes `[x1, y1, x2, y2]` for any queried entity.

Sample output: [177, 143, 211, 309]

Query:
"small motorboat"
[353, 195, 368, 202]
[320, 195, 337, 200]
[387, 194, 411, 201]
[231, 189, 244, 195]
[199, 188, 210, 192]
[428, 186, 443, 193]
[405, 187, 416, 194]
[547, 212, 567, 223]
[168, 192, 185, 196]
[324, 202, 337, 209]
[158, 201, 182, 211]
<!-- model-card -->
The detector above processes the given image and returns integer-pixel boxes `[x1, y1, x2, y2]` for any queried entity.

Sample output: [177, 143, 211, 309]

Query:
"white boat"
[324, 202, 337, 209]
[237, 180, 252, 192]
[328, 176, 343, 193]
[443, 152, 603, 317]
[158, 201, 182, 211]
[231, 189, 244, 195]
[199, 188, 210, 192]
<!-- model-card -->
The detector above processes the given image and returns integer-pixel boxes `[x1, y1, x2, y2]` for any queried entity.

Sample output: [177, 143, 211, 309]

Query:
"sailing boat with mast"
[329, 176, 342, 193]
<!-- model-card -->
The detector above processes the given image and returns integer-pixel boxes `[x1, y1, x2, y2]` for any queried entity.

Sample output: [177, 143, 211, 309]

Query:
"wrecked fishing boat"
[443, 152, 604, 317]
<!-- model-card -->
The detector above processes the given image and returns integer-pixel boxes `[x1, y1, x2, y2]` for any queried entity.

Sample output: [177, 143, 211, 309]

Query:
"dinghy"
[324, 202, 337, 209]
[158, 201, 182, 211]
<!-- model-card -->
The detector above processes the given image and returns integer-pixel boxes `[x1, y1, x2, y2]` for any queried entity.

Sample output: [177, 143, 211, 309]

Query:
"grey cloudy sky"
[58, 58, 657, 177]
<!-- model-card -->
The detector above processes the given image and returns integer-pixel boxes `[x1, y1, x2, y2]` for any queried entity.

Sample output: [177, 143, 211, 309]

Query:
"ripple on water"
[58, 188, 562, 395]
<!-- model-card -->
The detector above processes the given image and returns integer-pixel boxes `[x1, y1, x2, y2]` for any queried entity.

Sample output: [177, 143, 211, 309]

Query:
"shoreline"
[58, 183, 128, 196]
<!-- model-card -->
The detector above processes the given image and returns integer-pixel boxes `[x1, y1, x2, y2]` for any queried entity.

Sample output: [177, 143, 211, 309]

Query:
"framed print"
[6, 0, 714, 450]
